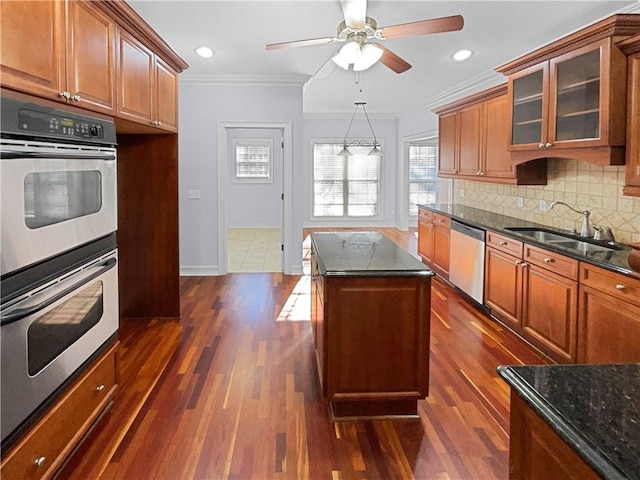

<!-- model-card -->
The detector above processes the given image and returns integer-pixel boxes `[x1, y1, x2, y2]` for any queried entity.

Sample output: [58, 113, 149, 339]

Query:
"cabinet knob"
[500, 241, 508, 246]
[479, 172, 485, 176]
[514, 260, 521, 266]
[520, 262, 529, 268]
[34, 457, 46, 467]
[545, 143, 553, 148]
[71, 94, 81, 102]
[96, 384, 105, 393]
[616, 284, 626, 290]
[59, 91, 70, 99]
[538, 143, 545, 148]
[543, 257, 554, 263]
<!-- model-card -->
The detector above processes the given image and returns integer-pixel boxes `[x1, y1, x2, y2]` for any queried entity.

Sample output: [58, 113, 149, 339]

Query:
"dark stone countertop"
[418, 203, 638, 278]
[310, 232, 433, 277]
[498, 363, 640, 480]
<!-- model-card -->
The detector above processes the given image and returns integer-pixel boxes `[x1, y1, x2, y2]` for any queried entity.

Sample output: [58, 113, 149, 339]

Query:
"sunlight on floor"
[276, 235, 312, 322]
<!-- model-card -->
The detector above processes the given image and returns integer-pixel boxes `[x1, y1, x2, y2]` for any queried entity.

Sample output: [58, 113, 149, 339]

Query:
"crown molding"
[180, 73, 310, 86]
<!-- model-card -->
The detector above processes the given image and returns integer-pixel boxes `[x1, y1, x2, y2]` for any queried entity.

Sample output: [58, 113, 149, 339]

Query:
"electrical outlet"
[459, 189, 465, 198]
[188, 189, 201, 199]
[517, 197, 524, 208]
[539, 199, 547, 212]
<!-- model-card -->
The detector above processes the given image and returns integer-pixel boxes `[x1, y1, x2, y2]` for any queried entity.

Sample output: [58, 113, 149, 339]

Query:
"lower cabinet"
[417, 209, 450, 280]
[508, 391, 600, 480]
[485, 233, 578, 363]
[577, 263, 640, 363]
[0, 342, 118, 480]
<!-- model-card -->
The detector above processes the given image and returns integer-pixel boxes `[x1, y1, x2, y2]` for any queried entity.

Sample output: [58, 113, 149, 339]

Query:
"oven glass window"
[24, 171, 102, 229]
[27, 281, 103, 376]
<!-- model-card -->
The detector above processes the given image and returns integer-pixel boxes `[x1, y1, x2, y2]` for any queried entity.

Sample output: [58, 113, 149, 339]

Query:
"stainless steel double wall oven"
[0, 97, 119, 449]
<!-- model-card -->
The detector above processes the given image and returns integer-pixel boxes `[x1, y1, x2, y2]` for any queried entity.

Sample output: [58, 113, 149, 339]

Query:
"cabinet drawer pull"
[96, 384, 105, 393]
[34, 456, 46, 467]
[543, 257, 554, 263]
[499, 241, 508, 246]
[615, 284, 626, 290]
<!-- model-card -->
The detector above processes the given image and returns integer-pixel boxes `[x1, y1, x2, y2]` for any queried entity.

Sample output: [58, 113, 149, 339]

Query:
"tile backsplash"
[454, 159, 640, 244]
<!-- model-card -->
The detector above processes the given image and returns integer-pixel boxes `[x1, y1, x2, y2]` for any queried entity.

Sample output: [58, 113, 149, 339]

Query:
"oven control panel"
[18, 109, 105, 139]
[0, 96, 117, 146]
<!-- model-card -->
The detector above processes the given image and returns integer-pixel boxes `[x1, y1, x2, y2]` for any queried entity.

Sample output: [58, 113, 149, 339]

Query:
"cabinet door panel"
[432, 224, 450, 279]
[577, 285, 640, 363]
[438, 113, 457, 175]
[625, 52, 640, 192]
[522, 266, 578, 363]
[117, 29, 154, 124]
[457, 104, 482, 176]
[67, 1, 116, 114]
[483, 95, 513, 178]
[509, 63, 548, 150]
[485, 247, 522, 330]
[418, 218, 434, 265]
[155, 57, 178, 131]
[0, 1, 65, 99]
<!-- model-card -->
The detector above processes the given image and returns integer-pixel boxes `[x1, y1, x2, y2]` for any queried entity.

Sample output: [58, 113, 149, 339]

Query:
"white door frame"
[217, 121, 293, 274]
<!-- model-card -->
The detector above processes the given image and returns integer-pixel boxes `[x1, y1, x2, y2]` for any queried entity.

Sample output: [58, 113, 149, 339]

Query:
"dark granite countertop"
[498, 364, 640, 480]
[418, 203, 638, 278]
[310, 232, 433, 277]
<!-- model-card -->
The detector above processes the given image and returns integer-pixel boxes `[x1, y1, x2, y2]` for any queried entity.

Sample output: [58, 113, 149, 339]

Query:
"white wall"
[226, 128, 282, 228]
[302, 117, 398, 227]
[178, 83, 303, 274]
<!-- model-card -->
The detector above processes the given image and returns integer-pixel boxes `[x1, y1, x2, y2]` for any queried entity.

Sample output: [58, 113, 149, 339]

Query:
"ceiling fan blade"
[340, 0, 367, 29]
[372, 43, 412, 74]
[379, 15, 464, 39]
[265, 36, 339, 51]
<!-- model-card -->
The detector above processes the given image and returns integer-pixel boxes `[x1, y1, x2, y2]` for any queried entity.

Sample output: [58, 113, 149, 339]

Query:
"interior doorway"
[217, 121, 293, 275]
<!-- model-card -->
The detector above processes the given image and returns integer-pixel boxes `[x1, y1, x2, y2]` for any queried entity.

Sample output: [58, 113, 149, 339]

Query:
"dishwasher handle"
[451, 220, 485, 242]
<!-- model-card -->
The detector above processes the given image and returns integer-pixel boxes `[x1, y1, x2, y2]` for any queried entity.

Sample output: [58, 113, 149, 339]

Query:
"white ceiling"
[129, 0, 638, 116]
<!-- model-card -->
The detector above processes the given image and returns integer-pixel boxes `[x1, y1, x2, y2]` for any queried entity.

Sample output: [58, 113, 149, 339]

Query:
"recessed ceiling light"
[452, 49, 473, 62]
[195, 46, 214, 58]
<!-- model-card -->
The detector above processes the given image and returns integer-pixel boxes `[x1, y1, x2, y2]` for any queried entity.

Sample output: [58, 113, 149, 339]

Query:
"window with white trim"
[233, 138, 273, 183]
[408, 142, 438, 216]
[312, 143, 380, 217]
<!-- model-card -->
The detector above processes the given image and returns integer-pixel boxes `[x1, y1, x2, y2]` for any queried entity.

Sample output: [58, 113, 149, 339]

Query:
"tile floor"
[227, 228, 282, 272]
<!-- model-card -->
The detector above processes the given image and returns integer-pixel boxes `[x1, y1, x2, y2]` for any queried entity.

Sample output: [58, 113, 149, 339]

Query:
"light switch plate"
[539, 199, 547, 212]
[517, 197, 524, 208]
[188, 189, 201, 199]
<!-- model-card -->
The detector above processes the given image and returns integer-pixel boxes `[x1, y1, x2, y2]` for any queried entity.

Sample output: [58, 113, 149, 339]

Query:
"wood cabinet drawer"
[1, 342, 118, 480]
[432, 213, 451, 228]
[487, 231, 523, 257]
[524, 244, 578, 280]
[418, 208, 433, 222]
[580, 263, 640, 308]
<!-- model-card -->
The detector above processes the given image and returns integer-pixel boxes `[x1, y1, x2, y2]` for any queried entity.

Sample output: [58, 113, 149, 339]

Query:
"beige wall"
[454, 159, 640, 244]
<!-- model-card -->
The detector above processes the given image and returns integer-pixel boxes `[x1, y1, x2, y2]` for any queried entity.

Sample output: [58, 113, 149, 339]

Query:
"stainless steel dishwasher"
[449, 220, 486, 304]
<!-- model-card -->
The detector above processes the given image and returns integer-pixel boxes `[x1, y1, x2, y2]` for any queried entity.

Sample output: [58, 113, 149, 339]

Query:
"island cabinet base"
[509, 392, 599, 480]
[321, 274, 431, 419]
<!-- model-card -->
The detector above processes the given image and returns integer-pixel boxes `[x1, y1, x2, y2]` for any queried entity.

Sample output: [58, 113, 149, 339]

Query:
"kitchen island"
[310, 232, 433, 419]
[498, 363, 640, 480]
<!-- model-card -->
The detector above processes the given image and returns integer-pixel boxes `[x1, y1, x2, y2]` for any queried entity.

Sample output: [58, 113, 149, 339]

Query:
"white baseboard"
[180, 265, 220, 276]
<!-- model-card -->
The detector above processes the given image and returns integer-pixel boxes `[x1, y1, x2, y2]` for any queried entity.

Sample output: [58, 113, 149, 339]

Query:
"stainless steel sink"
[504, 227, 619, 253]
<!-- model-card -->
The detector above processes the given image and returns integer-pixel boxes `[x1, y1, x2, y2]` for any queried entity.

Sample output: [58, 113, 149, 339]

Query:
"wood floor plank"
[58, 228, 550, 480]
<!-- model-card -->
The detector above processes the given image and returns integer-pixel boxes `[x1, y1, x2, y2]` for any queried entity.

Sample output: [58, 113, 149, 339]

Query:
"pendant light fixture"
[339, 102, 382, 157]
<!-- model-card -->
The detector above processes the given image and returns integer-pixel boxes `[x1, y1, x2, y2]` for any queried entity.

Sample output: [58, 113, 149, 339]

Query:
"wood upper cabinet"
[496, 15, 640, 166]
[620, 35, 640, 196]
[577, 263, 640, 363]
[0, 0, 115, 115]
[435, 85, 547, 185]
[117, 28, 178, 132]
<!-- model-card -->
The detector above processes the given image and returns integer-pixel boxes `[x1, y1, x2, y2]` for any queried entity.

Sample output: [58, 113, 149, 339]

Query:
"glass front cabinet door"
[508, 39, 625, 153]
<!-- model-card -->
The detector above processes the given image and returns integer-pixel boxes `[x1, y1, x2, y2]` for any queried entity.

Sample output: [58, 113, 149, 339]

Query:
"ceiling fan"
[265, 0, 464, 74]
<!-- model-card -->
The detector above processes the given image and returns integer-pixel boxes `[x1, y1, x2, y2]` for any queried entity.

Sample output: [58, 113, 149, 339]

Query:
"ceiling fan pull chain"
[355, 71, 363, 93]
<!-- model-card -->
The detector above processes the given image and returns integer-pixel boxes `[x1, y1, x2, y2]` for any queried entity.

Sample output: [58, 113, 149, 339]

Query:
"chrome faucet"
[548, 201, 591, 237]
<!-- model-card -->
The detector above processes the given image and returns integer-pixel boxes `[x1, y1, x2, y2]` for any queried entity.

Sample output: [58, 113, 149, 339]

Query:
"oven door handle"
[0, 257, 117, 326]
[0, 150, 116, 161]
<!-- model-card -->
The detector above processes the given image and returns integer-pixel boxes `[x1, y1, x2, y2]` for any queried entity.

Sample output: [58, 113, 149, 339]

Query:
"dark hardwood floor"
[59, 228, 548, 480]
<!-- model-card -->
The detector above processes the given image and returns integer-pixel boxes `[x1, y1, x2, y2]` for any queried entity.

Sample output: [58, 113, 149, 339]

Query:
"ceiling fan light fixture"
[332, 41, 360, 70]
[353, 44, 383, 72]
[452, 49, 472, 62]
[195, 46, 214, 58]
